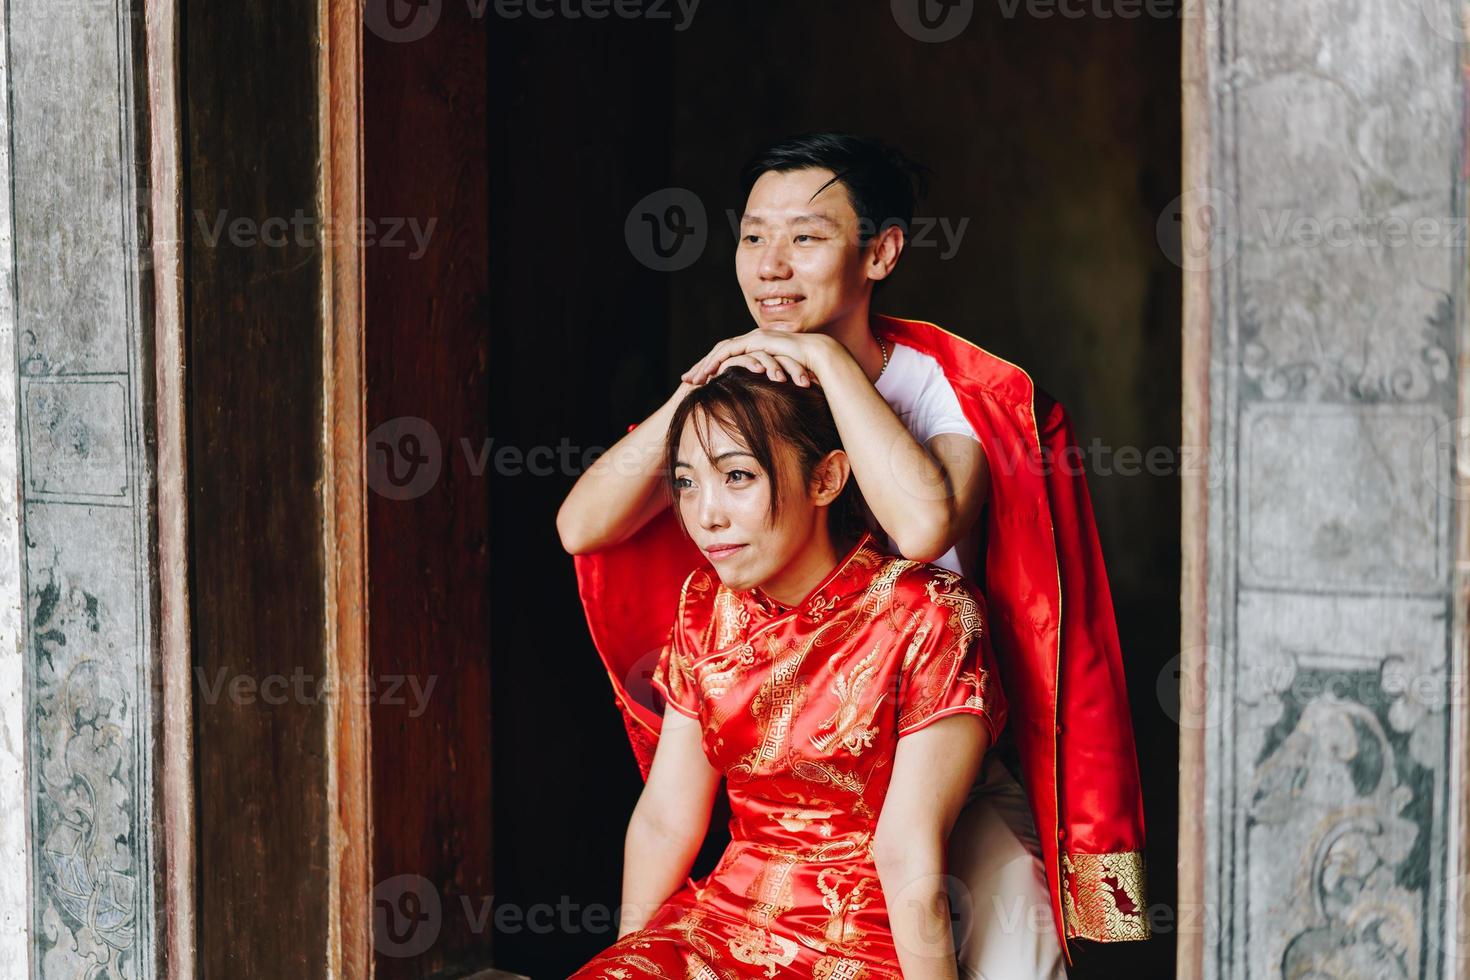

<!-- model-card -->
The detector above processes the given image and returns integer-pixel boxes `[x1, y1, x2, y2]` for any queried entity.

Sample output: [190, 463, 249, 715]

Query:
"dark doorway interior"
[482, 4, 1181, 977]
[365, 3, 491, 979]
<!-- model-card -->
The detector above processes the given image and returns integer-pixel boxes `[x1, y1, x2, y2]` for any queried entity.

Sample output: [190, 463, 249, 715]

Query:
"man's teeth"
[761, 298, 799, 306]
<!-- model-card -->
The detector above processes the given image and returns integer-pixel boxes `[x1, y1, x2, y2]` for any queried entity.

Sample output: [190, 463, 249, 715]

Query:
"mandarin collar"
[744, 531, 882, 619]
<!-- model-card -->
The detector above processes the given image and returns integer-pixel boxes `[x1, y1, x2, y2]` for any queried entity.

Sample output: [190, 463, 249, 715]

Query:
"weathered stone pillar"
[0, 0, 372, 977]
[0, 0, 180, 977]
[1181, 1, 1470, 978]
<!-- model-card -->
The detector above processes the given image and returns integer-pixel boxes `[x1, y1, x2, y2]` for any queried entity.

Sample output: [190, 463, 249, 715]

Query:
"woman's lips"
[704, 544, 747, 561]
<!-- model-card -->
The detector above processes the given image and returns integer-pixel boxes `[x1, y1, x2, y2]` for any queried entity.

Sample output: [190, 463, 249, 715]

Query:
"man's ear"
[810, 450, 852, 505]
[865, 224, 905, 283]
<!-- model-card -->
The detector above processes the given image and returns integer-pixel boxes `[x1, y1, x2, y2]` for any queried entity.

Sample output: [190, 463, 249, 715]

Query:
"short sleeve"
[650, 624, 701, 720]
[895, 577, 1006, 743]
[912, 357, 980, 444]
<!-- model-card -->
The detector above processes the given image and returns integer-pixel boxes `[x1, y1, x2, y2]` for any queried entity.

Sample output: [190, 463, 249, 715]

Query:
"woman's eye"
[672, 476, 693, 491]
[726, 470, 755, 484]
[742, 234, 762, 244]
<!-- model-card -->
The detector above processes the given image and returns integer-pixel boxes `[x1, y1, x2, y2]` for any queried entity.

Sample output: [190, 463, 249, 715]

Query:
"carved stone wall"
[0, 0, 160, 977]
[0, 3, 29, 975]
[1197, 0, 1467, 976]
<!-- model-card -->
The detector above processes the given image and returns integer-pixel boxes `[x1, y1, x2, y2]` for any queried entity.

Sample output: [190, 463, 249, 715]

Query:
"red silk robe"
[572, 314, 1149, 957]
[570, 533, 1006, 979]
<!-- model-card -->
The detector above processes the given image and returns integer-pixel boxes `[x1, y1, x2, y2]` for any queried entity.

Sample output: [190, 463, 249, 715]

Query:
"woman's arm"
[556, 381, 695, 555]
[617, 704, 722, 938]
[872, 714, 991, 980]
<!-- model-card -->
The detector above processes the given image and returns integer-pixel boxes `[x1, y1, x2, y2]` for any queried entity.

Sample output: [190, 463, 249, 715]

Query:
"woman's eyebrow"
[674, 451, 756, 468]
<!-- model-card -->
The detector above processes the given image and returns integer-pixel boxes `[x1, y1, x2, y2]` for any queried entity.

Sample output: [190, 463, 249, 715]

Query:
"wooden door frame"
[142, 0, 194, 976]
[1176, 3, 1209, 977]
[147, 0, 373, 975]
[322, 0, 374, 976]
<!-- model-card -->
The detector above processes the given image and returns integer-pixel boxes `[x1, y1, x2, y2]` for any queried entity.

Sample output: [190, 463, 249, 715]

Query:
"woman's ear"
[809, 450, 851, 506]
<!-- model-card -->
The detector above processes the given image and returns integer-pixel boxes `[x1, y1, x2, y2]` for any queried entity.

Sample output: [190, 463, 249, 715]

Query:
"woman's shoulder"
[670, 567, 723, 652]
[882, 556, 984, 617]
[872, 548, 971, 591]
[675, 566, 718, 616]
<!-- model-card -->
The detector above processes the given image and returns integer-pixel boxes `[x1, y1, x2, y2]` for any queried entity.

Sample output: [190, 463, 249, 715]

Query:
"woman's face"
[672, 410, 819, 594]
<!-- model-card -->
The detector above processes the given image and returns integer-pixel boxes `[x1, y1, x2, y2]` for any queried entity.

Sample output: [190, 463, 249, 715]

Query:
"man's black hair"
[738, 133, 932, 246]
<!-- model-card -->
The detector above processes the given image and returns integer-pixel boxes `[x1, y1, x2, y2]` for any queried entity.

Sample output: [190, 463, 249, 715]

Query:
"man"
[558, 133, 1149, 977]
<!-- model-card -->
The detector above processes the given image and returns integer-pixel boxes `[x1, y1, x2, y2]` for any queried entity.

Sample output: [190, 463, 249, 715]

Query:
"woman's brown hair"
[664, 366, 869, 546]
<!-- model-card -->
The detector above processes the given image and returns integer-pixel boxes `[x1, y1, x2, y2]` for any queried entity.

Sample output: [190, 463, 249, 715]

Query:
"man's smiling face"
[735, 168, 876, 334]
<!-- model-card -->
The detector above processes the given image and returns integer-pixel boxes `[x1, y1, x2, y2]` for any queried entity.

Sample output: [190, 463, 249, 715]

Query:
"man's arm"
[556, 381, 694, 555]
[813, 342, 988, 562]
[564, 328, 989, 561]
[873, 713, 990, 980]
[688, 330, 988, 561]
[617, 704, 721, 938]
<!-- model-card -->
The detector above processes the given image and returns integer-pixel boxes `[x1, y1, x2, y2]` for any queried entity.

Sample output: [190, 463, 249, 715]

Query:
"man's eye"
[795, 234, 820, 243]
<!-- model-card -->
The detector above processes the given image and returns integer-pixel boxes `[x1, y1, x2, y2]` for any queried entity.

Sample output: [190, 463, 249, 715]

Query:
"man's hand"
[681, 329, 843, 388]
[677, 326, 991, 563]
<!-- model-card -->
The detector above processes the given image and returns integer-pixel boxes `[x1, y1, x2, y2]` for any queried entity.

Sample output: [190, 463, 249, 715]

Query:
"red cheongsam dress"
[570, 532, 1007, 979]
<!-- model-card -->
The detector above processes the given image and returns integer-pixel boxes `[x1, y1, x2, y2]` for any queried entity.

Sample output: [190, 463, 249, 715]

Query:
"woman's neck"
[758, 527, 848, 608]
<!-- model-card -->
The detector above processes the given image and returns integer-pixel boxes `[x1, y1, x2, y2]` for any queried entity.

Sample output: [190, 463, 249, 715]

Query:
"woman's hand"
[681, 329, 841, 387]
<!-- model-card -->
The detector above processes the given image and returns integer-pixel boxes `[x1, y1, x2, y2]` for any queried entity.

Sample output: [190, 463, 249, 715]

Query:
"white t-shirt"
[871, 341, 985, 584]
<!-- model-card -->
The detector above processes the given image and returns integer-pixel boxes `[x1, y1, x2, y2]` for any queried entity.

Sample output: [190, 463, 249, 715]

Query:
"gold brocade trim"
[1061, 850, 1151, 942]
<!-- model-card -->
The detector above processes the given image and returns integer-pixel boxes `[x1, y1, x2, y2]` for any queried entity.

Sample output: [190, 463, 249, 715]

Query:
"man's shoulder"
[876, 316, 1033, 399]
[887, 340, 947, 387]
[876, 314, 1026, 377]
[876, 313, 1064, 420]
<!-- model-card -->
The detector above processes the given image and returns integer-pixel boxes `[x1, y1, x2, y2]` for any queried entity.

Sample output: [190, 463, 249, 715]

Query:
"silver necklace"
[873, 332, 890, 378]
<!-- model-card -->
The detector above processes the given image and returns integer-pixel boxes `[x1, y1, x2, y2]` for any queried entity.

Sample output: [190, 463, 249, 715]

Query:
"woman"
[569, 368, 1007, 980]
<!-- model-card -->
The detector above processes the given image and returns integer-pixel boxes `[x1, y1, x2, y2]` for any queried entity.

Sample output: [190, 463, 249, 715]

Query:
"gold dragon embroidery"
[810, 647, 885, 757]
